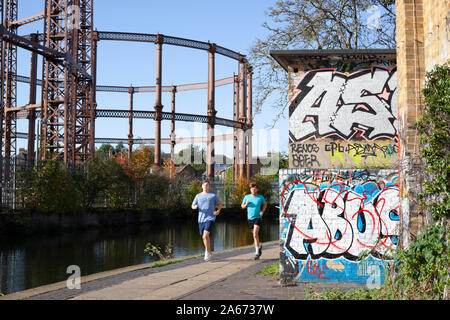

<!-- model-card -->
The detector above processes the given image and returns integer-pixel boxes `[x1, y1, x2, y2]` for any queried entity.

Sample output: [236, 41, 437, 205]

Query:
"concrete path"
[72, 243, 279, 300]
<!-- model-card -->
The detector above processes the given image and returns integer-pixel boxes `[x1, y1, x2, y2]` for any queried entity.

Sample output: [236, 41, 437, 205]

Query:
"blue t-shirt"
[242, 194, 266, 220]
[192, 192, 221, 223]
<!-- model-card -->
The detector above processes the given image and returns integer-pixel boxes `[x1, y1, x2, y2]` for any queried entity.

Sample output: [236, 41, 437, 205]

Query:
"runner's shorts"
[199, 220, 215, 236]
[247, 218, 262, 230]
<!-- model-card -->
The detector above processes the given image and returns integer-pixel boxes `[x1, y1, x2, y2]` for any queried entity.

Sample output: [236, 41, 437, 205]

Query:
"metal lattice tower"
[41, 0, 71, 162]
[69, 0, 95, 163]
[1, 0, 18, 205]
[41, 0, 95, 163]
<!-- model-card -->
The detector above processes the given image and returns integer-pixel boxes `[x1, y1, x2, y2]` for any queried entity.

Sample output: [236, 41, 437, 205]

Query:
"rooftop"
[270, 49, 396, 72]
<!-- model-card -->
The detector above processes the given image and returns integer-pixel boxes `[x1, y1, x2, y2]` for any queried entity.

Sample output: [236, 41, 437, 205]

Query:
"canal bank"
[0, 214, 279, 295]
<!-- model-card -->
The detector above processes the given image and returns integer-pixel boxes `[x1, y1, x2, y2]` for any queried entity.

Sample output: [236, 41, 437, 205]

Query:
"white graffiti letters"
[283, 179, 400, 260]
[289, 67, 398, 141]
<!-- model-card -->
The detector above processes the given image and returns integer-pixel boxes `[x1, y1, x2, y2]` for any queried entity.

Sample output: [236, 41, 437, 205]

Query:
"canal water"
[0, 216, 279, 295]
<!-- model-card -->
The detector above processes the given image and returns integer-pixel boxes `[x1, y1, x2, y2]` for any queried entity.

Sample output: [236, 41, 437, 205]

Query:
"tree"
[248, 0, 396, 124]
[96, 143, 113, 154]
[15, 160, 79, 214]
[129, 145, 154, 180]
[115, 143, 128, 155]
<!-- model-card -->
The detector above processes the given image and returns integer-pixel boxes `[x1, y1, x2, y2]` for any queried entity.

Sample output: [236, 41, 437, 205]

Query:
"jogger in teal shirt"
[241, 182, 267, 260]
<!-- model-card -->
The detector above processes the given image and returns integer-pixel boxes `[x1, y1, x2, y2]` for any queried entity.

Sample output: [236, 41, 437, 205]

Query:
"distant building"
[176, 164, 203, 180]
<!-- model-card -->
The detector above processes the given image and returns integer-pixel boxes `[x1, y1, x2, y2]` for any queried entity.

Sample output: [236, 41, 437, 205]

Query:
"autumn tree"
[129, 145, 154, 180]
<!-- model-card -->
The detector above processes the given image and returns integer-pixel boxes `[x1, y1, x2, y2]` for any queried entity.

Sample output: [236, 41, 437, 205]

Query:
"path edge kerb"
[0, 240, 279, 300]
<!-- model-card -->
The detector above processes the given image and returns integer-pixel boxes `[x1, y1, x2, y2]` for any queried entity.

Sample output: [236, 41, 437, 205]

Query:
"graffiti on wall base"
[279, 168, 399, 284]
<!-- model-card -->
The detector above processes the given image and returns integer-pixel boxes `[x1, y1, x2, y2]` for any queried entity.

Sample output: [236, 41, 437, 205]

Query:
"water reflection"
[0, 217, 278, 295]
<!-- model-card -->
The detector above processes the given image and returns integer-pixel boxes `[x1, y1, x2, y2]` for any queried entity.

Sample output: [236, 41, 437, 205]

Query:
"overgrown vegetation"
[144, 242, 174, 261]
[307, 63, 450, 300]
[14, 154, 193, 216]
[257, 261, 280, 276]
[12, 146, 275, 219]
[229, 175, 273, 207]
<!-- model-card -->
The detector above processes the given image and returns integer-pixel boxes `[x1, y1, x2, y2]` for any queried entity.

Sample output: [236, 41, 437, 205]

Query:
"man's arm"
[241, 199, 250, 209]
[260, 201, 267, 216]
[241, 198, 250, 209]
[191, 196, 199, 210]
[214, 201, 223, 216]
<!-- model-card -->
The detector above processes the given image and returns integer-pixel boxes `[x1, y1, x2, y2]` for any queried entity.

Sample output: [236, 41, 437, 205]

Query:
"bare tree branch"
[247, 0, 396, 124]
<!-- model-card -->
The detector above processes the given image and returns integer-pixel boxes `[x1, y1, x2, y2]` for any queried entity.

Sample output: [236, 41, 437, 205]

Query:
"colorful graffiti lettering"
[306, 260, 329, 280]
[289, 66, 398, 142]
[280, 169, 399, 261]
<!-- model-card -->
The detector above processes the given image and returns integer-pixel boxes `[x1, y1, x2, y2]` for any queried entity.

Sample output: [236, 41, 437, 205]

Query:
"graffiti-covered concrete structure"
[271, 49, 400, 285]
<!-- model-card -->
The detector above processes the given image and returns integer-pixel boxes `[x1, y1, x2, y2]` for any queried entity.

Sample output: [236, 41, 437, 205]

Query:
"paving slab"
[71, 245, 280, 300]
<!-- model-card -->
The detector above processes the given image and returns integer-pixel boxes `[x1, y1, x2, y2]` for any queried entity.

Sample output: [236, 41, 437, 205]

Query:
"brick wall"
[395, 0, 449, 245]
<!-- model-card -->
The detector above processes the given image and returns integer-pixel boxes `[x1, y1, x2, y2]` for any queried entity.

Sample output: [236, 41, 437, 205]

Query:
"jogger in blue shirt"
[192, 180, 222, 261]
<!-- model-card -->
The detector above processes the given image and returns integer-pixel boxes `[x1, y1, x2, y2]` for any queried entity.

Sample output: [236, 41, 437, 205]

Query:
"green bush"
[417, 62, 450, 221]
[16, 160, 79, 214]
[186, 180, 202, 207]
[230, 177, 250, 206]
[136, 173, 170, 210]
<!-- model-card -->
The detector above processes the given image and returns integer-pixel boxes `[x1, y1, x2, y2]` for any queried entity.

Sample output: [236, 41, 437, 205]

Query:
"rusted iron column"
[41, 0, 70, 161]
[153, 33, 163, 167]
[169, 85, 176, 178]
[232, 73, 237, 181]
[27, 33, 38, 168]
[206, 43, 216, 180]
[90, 30, 98, 161]
[234, 73, 240, 180]
[128, 86, 134, 160]
[170, 85, 176, 163]
[238, 58, 247, 179]
[3, 0, 18, 199]
[0, 0, 4, 202]
[4, 54, 14, 187]
[246, 65, 253, 179]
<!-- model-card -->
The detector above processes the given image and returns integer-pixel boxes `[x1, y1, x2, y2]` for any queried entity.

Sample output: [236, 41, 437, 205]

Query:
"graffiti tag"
[281, 170, 400, 261]
[289, 66, 398, 142]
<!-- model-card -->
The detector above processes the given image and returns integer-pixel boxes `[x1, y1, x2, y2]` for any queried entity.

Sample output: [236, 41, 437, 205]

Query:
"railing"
[97, 31, 242, 61]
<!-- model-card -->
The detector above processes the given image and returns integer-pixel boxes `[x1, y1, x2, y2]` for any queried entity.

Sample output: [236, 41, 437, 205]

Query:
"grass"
[257, 261, 280, 276]
[149, 254, 201, 269]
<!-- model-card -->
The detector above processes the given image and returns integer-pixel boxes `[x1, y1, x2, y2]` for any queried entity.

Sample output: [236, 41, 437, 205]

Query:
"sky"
[15, 0, 289, 158]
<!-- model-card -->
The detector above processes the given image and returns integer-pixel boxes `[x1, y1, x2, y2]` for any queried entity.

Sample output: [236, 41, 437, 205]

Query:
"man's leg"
[202, 230, 211, 253]
[253, 224, 260, 249]
[202, 229, 213, 261]
[253, 221, 262, 259]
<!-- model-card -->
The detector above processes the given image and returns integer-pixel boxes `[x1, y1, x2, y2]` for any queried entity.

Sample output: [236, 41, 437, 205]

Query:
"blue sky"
[15, 0, 289, 157]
